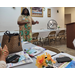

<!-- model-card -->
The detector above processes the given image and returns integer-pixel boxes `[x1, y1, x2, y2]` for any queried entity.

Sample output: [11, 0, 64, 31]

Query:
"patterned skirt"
[19, 23, 32, 42]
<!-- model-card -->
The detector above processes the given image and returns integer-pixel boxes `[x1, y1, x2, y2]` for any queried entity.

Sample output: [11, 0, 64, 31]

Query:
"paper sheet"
[7, 51, 33, 68]
[35, 50, 57, 58]
[25, 46, 45, 56]
[52, 53, 75, 68]
[73, 39, 75, 47]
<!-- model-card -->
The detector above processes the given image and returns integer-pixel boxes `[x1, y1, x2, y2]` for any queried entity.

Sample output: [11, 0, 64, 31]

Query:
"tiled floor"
[48, 44, 75, 56]
[38, 39, 75, 56]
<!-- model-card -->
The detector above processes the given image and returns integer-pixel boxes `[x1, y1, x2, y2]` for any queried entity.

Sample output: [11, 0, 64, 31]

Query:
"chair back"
[48, 31, 56, 39]
[32, 33, 39, 43]
[57, 30, 66, 37]
[59, 30, 65, 34]
[14, 30, 19, 31]
[48, 31, 56, 36]
[44, 46, 60, 53]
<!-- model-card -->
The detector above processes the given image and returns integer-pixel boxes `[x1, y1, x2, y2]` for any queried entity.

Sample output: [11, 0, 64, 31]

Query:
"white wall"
[65, 7, 75, 22]
[0, 7, 65, 31]
[0, 7, 21, 31]
[32, 7, 65, 29]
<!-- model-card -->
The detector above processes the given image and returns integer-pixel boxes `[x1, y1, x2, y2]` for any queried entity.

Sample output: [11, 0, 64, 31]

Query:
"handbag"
[1, 31, 22, 54]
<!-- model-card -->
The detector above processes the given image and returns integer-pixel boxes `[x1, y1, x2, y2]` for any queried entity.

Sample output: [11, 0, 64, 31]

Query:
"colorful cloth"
[18, 15, 34, 42]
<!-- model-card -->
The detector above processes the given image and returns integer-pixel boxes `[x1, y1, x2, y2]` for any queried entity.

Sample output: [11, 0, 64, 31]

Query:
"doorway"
[65, 14, 71, 27]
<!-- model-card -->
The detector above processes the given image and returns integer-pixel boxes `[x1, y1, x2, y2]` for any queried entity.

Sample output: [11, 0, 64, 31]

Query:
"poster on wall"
[30, 7, 43, 17]
[21, 7, 43, 17]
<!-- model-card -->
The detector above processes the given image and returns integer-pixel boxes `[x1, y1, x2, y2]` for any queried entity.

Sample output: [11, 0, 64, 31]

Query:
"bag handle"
[4, 30, 10, 35]
[18, 34, 20, 41]
[18, 34, 21, 46]
[6, 30, 21, 46]
[8, 33, 21, 46]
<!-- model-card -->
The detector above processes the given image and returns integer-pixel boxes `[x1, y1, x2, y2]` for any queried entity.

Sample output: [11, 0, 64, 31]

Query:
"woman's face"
[24, 9, 28, 15]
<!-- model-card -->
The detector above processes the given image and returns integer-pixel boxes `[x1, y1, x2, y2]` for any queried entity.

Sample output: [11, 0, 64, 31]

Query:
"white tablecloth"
[9, 43, 75, 68]
[32, 28, 66, 38]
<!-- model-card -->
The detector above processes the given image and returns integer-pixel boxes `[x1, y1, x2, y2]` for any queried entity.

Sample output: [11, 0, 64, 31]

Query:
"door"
[65, 14, 71, 27]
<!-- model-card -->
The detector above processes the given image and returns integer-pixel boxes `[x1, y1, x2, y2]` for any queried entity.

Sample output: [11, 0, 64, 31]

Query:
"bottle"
[0, 43, 1, 48]
[21, 36, 23, 43]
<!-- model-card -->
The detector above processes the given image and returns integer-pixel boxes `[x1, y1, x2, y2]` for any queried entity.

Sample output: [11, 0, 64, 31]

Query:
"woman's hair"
[21, 8, 30, 16]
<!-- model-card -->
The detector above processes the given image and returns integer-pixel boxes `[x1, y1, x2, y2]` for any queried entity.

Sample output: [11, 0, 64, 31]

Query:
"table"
[14, 43, 37, 68]
[52, 53, 75, 68]
[0, 28, 66, 37]
[0, 28, 66, 43]
[13, 43, 75, 68]
[13, 43, 56, 68]
[32, 28, 66, 38]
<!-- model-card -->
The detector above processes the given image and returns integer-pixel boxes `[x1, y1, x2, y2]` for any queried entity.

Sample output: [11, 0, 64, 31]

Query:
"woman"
[0, 45, 9, 68]
[17, 8, 39, 42]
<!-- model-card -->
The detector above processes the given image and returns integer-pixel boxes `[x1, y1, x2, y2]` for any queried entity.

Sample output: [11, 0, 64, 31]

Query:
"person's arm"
[17, 21, 30, 25]
[0, 48, 5, 62]
[31, 17, 39, 25]
[0, 61, 6, 68]
[0, 54, 7, 68]
[32, 21, 38, 25]
[0, 49, 6, 68]
[0, 45, 9, 68]
[17, 15, 30, 26]
[0, 45, 9, 61]
[0, 54, 6, 62]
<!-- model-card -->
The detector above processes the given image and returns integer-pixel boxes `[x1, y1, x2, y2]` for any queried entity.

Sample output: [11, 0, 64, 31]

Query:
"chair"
[65, 31, 67, 39]
[45, 31, 56, 45]
[14, 30, 19, 33]
[32, 33, 43, 46]
[0, 31, 5, 32]
[14, 30, 19, 31]
[32, 33, 39, 44]
[44, 46, 60, 53]
[56, 30, 66, 42]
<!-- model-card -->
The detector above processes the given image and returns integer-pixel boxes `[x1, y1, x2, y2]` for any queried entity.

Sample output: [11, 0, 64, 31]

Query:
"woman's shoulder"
[18, 15, 24, 21]
[18, 15, 25, 19]
[28, 16, 32, 18]
[19, 15, 23, 17]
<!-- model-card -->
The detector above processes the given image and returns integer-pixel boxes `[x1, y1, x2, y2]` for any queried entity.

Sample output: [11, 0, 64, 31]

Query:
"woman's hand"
[0, 45, 9, 58]
[0, 45, 9, 62]
[32, 21, 39, 25]
[3, 45, 9, 58]
[36, 21, 39, 24]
